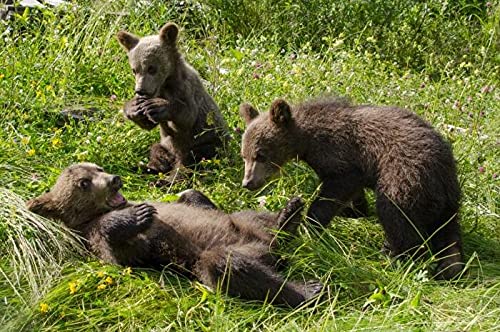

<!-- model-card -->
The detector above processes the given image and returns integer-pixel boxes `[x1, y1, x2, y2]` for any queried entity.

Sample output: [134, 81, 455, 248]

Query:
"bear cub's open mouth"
[107, 191, 127, 208]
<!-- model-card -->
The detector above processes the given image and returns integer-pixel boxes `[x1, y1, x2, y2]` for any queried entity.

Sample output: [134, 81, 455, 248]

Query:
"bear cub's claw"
[132, 203, 156, 226]
[139, 98, 170, 124]
[124, 97, 157, 131]
[285, 197, 305, 213]
[277, 196, 305, 233]
[301, 280, 325, 304]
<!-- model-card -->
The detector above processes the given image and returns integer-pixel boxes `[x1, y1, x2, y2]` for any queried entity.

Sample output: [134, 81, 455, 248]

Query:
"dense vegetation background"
[0, 0, 498, 330]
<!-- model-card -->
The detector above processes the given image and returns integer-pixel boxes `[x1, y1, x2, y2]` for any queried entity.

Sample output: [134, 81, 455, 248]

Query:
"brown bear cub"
[239, 98, 464, 280]
[26, 163, 320, 307]
[117, 23, 228, 178]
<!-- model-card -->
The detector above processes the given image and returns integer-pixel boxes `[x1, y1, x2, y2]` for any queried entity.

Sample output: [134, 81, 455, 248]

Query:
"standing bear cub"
[117, 23, 228, 177]
[239, 98, 464, 280]
[26, 163, 320, 307]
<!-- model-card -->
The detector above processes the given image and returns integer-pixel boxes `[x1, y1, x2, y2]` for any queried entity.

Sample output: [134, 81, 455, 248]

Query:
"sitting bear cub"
[27, 163, 320, 307]
[117, 23, 228, 178]
[239, 98, 464, 280]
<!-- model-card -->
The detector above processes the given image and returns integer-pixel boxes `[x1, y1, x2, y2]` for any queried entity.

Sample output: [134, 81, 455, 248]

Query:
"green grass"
[0, 0, 499, 330]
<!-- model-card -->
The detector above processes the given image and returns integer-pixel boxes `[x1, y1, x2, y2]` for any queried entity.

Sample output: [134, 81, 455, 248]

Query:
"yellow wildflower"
[39, 303, 49, 313]
[123, 267, 132, 275]
[27, 148, 36, 157]
[96, 271, 105, 278]
[69, 281, 78, 295]
[105, 276, 113, 285]
[21, 136, 30, 145]
[51, 137, 62, 147]
[0, 74, 4, 80]
[97, 284, 107, 290]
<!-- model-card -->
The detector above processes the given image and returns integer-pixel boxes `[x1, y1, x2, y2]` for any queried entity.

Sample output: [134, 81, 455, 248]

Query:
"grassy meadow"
[0, 0, 499, 330]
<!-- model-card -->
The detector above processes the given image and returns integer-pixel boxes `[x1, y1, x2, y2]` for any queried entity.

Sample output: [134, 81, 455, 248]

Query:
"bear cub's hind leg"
[194, 245, 321, 307]
[276, 197, 305, 234]
[177, 189, 218, 210]
[146, 143, 177, 175]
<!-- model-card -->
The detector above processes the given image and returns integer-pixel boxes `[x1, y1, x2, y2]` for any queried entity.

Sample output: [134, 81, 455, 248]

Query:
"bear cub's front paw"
[139, 98, 170, 123]
[124, 97, 157, 130]
[132, 203, 156, 227]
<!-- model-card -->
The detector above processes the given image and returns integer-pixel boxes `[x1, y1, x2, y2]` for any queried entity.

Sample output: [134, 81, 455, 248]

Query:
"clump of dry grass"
[0, 188, 85, 307]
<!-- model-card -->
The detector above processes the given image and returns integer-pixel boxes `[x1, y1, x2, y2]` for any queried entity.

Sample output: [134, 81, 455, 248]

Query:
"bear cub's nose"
[134, 90, 149, 97]
[242, 179, 256, 190]
[110, 175, 122, 189]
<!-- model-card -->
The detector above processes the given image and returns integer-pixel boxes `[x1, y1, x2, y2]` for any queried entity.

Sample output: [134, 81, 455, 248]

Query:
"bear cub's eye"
[255, 152, 267, 163]
[78, 179, 92, 190]
[147, 66, 157, 75]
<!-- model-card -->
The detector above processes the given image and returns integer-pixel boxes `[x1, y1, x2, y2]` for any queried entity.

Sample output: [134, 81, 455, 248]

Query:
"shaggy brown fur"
[117, 23, 228, 178]
[26, 163, 320, 307]
[239, 98, 464, 280]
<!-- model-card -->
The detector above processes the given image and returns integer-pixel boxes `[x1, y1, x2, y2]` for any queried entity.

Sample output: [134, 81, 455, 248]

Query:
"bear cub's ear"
[26, 192, 58, 219]
[116, 31, 140, 51]
[159, 22, 179, 45]
[239, 103, 259, 125]
[269, 99, 292, 126]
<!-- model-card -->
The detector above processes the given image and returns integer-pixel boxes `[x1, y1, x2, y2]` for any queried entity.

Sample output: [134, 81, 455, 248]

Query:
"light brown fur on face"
[27, 163, 321, 307]
[240, 101, 296, 190]
[240, 97, 464, 280]
[117, 23, 178, 97]
[26, 163, 124, 228]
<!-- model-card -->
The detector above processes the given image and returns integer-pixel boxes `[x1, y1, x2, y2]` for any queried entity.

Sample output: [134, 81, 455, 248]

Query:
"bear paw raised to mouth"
[107, 192, 127, 208]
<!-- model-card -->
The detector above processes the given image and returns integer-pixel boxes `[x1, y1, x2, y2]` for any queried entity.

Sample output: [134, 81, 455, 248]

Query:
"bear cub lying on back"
[27, 163, 320, 307]
[240, 98, 464, 280]
[117, 23, 228, 178]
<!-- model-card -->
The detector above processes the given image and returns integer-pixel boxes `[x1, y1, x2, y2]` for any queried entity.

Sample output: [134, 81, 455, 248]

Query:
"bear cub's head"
[116, 22, 180, 98]
[239, 99, 297, 190]
[27, 163, 126, 228]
